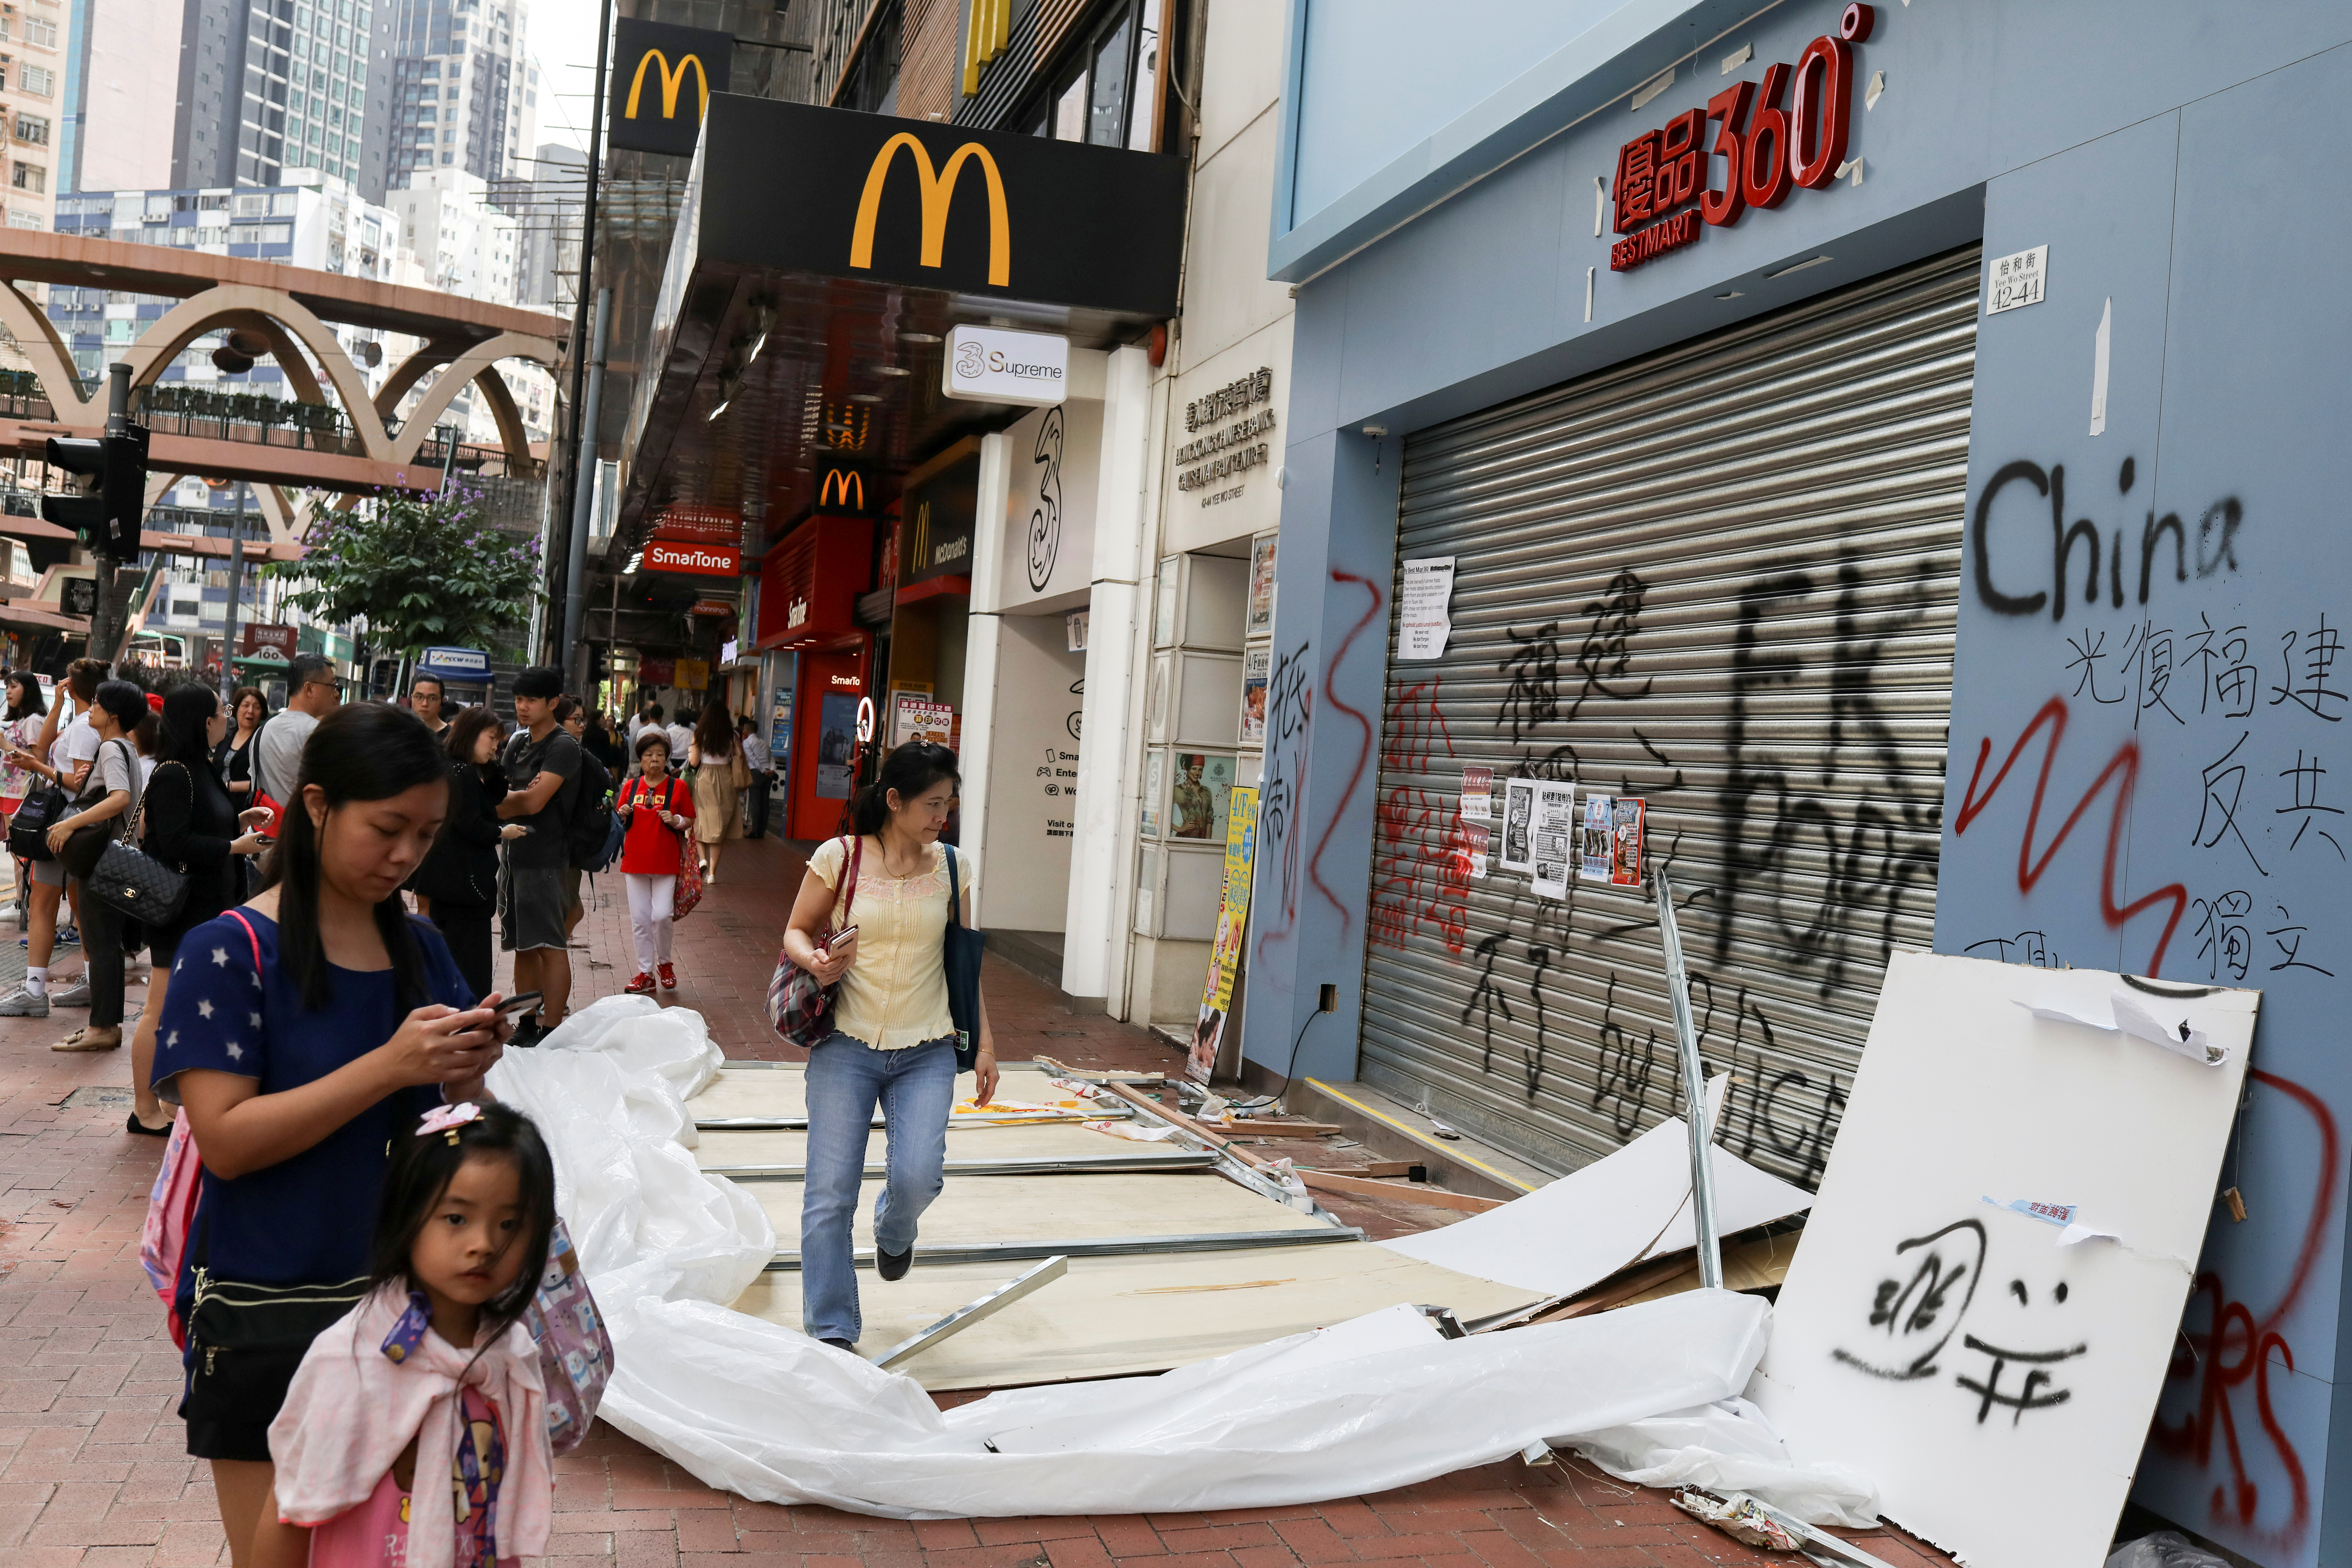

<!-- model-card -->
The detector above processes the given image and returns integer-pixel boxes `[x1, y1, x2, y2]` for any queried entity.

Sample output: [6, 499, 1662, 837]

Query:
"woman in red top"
[616, 732, 694, 995]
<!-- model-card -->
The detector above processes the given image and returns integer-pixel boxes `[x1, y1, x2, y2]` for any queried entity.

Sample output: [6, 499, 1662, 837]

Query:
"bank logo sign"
[941, 323, 1069, 407]
[694, 99, 1186, 317]
[609, 20, 732, 158]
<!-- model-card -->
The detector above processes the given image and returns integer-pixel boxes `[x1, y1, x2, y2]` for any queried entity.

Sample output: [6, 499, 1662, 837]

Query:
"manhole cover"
[61, 1086, 134, 1108]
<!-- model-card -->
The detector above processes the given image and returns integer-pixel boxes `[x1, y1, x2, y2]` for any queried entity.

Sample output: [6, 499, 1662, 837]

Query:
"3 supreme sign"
[643, 539, 740, 577]
[1610, 3, 1874, 273]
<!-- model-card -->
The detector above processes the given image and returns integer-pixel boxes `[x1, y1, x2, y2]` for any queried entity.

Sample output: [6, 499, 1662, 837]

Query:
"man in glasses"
[251, 651, 343, 811]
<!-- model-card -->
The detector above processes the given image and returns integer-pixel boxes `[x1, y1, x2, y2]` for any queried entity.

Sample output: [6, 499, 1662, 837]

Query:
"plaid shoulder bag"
[766, 834, 860, 1048]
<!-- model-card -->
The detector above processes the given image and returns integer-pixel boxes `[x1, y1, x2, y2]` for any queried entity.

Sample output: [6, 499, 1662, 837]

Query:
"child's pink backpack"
[527, 1217, 612, 1455]
[139, 1110, 204, 1349]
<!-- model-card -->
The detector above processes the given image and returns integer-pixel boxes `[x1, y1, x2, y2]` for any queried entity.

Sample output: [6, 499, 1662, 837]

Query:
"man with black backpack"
[558, 696, 618, 943]
[495, 669, 580, 1044]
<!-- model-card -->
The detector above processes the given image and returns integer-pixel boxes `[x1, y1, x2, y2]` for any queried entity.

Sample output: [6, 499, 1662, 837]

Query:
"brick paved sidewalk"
[0, 836, 1950, 1568]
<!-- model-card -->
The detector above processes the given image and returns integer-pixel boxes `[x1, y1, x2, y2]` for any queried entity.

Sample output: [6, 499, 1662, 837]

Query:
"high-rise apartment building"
[1, 0, 68, 229]
[382, 0, 536, 190]
[171, 0, 395, 201]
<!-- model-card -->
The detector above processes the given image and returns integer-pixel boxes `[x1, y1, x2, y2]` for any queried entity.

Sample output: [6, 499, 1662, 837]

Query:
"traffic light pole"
[85, 364, 135, 670]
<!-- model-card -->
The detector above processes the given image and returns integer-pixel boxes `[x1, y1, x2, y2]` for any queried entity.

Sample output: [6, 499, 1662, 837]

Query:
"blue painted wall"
[1258, 2, 2352, 1560]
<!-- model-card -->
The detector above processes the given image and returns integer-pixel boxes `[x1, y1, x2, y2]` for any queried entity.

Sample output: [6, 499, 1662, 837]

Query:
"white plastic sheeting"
[1567, 1397, 1880, 1528]
[486, 1005, 1863, 1522]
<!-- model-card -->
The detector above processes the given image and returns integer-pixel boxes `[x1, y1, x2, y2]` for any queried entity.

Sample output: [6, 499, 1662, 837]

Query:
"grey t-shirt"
[501, 727, 580, 870]
[252, 709, 317, 806]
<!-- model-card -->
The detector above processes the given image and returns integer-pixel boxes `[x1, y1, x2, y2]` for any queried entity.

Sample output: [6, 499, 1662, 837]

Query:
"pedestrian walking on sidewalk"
[406, 706, 518, 1000]
[125, 686, 269, 1134]
[251, 653, 343, 815]
[686, 702, 743, 884]
[46, 679, 150, 1053]
[407, 671, 448, 741]
[615, 731, 694, 995]
[152, 701, 511, 1568]
[2, 671, 48, 930]
[0, 659, 105, 1015]
[781, 741, 997, 1353]
[737, 714, 773, 839]
[253, 1102, 555, 1568]
[218, 686, 267, 810]
[495, 667, 580, 1043]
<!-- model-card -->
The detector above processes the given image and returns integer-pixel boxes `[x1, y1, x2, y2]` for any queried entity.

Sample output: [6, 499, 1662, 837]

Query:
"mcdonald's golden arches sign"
[690, 97, 1186, 316]
[608, 19, 732, 158]
[814, 462, 873, 516]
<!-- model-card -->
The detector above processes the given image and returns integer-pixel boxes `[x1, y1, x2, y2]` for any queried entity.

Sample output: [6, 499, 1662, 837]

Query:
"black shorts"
[178, 1339, 303, 1462]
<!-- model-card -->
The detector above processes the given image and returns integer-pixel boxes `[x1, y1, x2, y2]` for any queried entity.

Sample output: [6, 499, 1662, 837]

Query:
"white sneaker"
[0, 988, 49, 1017]
[48, 981, 92, 1007]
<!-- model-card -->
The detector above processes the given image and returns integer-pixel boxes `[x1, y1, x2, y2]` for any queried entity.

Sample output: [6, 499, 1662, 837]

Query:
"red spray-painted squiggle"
[1952, 694, 2187, 975]
[1307, 570, 1384, 934]
[2149, 1069, 2338, 1554]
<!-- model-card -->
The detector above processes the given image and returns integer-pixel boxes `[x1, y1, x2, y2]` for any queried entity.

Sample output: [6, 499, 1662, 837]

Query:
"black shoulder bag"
[941, 845, 988, 1073]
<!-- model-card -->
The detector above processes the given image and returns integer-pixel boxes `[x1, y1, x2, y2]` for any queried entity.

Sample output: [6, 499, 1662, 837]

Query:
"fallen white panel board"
[1748, 952, 2258, 1568]
[1377, 1076, 1812, 1298]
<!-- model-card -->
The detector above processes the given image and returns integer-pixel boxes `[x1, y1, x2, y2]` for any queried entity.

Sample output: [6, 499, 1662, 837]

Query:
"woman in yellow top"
[781, 742, 996, 1352]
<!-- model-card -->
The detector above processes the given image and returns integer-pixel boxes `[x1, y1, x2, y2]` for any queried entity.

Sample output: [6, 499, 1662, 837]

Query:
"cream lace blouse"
[806, 836, 979, 1050]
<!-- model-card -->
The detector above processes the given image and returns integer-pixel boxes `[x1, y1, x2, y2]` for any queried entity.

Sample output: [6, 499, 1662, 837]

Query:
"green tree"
[266, 484, 542, 658]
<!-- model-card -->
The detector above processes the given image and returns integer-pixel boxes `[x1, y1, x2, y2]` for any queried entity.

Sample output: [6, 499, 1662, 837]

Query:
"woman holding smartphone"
[780, 742, 995, 1354]
[152, 702, 514, 1568]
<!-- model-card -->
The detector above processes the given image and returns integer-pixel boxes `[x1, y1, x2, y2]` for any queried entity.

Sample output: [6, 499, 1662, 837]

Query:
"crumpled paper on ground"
[488, 1005, 1877, 1523]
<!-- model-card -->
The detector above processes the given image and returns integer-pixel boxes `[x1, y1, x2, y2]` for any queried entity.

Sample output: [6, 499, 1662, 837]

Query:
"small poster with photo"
[1610, 797, 1646, 887]
[1499, 777, 1538, 872]
[1459, 765, 1494, 821]
[1580, 792, 1616, 883]
[1531, 779, 1576, 900]
[1238, 645, 1270, 743]
[1169, 751, 1239, 841]
[1459, 822, 1490, 880]
[1247, 533, 1278, 635]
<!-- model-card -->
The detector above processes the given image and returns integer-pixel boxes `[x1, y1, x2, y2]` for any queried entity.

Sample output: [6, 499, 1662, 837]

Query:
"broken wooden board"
[749, 1170, 1335, 1254]
[730, 1242, 1538, 1389]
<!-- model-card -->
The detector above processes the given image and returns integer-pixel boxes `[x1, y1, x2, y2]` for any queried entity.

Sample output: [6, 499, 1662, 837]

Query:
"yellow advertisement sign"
[1189, 786, 1259, 1083]
[675, 658, 710, 691]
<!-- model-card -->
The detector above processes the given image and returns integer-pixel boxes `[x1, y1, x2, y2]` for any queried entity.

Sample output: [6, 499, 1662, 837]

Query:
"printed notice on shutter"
[1397, 557, 1456, 660]
[1531, 779, 1576, 899]
[1459, 765, 1494, 821]
[1460, 822, 1490, 880]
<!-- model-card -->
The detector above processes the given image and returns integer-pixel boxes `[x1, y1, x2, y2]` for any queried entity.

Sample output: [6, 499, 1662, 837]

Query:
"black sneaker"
[819, 1336, 857, 1353]
[509, 1017, 544, 1049]
[877, 1244, 912, 1281]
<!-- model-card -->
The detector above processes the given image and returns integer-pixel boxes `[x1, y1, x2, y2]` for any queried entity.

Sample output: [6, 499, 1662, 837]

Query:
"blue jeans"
[800, 1031, 957, 1344]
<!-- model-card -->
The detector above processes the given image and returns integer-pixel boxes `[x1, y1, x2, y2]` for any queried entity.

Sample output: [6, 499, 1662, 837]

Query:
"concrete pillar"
[1061, 345, 1154, 1005]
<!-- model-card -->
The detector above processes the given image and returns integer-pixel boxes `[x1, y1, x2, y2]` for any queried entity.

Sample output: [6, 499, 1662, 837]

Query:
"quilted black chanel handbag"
[89, 760, 189, 923]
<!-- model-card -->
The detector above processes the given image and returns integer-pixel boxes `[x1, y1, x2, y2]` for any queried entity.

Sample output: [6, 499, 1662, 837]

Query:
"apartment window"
[22, 16, 55, 47]
[13, 114, 48, 146]
[6, 209, 35, 230]
[20, 63, 52, 96]
[11, 163, 43, 194]
[1030, 0, 1161, 153]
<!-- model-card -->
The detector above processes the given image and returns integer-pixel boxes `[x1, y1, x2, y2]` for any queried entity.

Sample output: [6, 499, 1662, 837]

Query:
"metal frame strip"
[707, 1152, 1217, 1180]
[763, 1226, 1366, 1271]
[867, 1255, 1070, 1369]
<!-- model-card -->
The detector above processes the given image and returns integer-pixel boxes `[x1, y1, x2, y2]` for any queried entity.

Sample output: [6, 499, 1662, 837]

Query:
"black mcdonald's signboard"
[608, 19, 733, 158]
[695, 97, 1185, 318]
[813, 461, 873, 517]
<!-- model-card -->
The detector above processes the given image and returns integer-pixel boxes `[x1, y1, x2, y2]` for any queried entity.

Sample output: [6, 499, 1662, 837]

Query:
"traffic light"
[42, 423, 149, 559]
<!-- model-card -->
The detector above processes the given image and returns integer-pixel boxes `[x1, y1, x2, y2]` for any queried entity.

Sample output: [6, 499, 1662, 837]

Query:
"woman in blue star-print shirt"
[152, 702, 519, 1568]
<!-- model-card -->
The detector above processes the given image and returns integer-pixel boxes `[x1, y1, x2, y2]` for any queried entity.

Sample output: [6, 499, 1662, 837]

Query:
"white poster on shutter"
[1531, 779, 1576, 899]
[1499, 777, 1537, 872]
[1396, 557, 1456, 660]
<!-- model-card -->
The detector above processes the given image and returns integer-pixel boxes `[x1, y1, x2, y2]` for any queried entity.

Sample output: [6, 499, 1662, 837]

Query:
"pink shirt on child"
[302, 1388, 516, 1568]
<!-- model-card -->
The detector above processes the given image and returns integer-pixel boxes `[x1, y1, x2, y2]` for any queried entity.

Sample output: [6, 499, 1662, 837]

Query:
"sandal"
[53, 1026, 121, 1052]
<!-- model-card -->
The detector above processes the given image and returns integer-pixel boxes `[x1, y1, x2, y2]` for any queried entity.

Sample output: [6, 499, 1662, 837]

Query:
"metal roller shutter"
[1362, 246, 1980, 1188]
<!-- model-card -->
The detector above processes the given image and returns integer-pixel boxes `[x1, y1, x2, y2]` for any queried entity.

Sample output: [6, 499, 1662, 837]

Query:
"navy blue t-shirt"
[153, 908, 476, 1318]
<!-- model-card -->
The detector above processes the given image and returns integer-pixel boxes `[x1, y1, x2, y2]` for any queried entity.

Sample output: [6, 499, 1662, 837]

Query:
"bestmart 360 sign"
[693, 97, 1186, 317]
